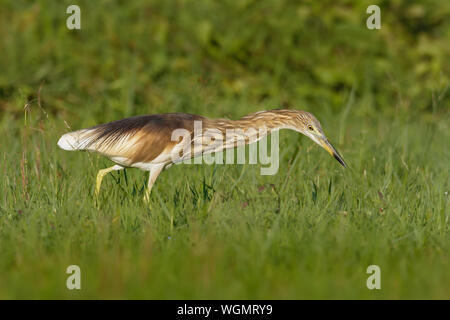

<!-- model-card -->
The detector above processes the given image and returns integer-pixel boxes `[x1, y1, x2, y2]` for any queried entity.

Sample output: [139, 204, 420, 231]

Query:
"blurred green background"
[1, 0, 449, 121]
[0, 0, 448, 299]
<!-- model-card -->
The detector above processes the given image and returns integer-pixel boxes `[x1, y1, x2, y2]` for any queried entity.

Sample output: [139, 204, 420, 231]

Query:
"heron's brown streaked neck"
[205, 110, 300, 133]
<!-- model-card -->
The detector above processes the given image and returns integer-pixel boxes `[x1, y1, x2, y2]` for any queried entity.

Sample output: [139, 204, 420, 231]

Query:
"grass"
[0, 0, 449, 299]
[0, 100, 448, 299]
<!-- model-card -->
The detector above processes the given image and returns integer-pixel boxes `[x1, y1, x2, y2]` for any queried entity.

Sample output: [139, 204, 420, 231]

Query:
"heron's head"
[292, 111, 347, 168]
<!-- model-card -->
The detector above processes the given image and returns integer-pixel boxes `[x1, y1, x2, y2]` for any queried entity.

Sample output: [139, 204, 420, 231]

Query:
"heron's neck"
[202, 110, 298, 147]
[208, 110, 297, 132]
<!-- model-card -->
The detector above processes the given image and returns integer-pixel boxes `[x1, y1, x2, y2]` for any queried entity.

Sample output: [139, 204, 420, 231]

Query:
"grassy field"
[0, 1, 449, 299]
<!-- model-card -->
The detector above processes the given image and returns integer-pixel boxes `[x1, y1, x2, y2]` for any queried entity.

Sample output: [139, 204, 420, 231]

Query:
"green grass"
[0, 104, 448, 299]
[0, 0, 449, 299]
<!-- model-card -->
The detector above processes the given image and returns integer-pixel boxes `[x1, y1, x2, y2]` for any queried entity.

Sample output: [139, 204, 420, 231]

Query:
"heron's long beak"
[319, 137, 347, 168]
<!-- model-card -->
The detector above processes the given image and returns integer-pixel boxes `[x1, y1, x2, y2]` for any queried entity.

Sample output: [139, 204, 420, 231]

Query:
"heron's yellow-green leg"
[143, 164, 165, 203]
[95, 165, 123, 197]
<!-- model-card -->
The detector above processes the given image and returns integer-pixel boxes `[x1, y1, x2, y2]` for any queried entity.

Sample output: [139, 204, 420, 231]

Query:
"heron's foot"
[143, 189, 151, 204]
[95, 174, 106, 197]
[94, 165, 124, 203]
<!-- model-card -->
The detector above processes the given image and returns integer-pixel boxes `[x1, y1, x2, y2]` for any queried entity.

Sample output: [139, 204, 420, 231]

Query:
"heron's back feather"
[58, 113, 205, 165]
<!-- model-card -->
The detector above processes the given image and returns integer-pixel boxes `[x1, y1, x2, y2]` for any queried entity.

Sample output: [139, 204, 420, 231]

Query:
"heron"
[57, 109, 347, 201]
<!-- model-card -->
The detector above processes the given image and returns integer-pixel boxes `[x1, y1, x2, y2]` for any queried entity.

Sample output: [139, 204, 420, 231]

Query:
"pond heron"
[58, 109, 347, 201]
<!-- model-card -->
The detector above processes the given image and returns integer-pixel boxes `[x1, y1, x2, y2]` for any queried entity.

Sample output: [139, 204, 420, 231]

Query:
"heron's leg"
[95, 165, 123, 197]
[144, 164, 165, 203]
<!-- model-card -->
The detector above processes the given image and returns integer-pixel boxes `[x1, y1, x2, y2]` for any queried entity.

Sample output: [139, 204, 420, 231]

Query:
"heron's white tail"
[57, 130, 93, 151]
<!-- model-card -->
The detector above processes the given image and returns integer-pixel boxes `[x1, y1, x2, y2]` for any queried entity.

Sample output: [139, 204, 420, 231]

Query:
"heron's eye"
[307, 125, 314, 131]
